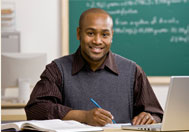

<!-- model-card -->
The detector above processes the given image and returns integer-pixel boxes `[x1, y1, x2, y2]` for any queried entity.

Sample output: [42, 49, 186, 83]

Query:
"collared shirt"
[25, 48, 163, 122]
[72, 47, 118, 75]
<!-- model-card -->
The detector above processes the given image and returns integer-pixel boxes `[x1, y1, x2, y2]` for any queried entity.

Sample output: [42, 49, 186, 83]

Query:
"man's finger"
[92, 108, 113, 125]
[98, 108, 113, 119]
[132, 112, 157, 125]
[95, 117, 107, 126]
[132, 115, 143, 125]
[145, 116, 156, 124]
[97, 112, 113, 124]
[140, 114, 149, 125]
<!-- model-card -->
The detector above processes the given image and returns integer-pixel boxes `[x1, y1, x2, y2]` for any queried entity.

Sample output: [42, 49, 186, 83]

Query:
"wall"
[152, 85, 169, 110]
[15, 0, 61, 63]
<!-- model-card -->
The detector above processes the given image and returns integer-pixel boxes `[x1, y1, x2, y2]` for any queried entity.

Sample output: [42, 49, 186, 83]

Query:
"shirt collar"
[72, 47, 119, 75]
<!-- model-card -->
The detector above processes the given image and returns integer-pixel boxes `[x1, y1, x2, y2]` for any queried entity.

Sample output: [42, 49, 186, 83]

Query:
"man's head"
[77, 8, 114, 63]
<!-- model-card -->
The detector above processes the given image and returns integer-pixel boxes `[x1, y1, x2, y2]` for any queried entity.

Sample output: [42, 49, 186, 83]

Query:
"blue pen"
[90, 98, 116, 124]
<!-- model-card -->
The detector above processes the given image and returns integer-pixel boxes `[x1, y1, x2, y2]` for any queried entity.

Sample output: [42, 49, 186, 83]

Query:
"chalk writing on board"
[85, 0, 189, 43]
[115, 17, 180, 26]
[114, 17, 188, 43]
[170, 36, 189, 43]
[86, 0, 189, 8]
[108, 8, 138, 16]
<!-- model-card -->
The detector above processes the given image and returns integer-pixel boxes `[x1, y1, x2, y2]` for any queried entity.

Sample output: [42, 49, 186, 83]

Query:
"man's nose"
[93, 35, 102, 44]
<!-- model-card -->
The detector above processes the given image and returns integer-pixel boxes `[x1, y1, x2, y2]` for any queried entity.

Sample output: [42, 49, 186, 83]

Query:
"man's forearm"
[25, 101, 71, 120]
[63, 108, 113, 126]
[63, 110, 88, 123]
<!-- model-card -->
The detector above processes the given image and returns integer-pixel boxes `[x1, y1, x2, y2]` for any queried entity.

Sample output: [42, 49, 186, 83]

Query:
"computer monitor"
[1, 53, 47, 97]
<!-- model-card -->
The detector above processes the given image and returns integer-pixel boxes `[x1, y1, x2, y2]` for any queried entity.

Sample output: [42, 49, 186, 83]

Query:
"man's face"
[77, 13, 113, 62]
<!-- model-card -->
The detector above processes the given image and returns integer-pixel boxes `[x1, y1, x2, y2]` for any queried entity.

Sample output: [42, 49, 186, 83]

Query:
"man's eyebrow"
[102, 29, 111, 32]
[85, 28, 95, 31]
[85, 28, 111, 32]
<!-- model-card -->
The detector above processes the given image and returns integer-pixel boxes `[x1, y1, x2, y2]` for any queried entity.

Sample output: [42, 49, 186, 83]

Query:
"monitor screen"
[1, 53, 47, 97]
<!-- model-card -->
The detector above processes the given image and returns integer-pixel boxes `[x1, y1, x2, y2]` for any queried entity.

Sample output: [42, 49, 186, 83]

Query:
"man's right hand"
[63, 108, 114, 126]
[85, 108, 114, 126]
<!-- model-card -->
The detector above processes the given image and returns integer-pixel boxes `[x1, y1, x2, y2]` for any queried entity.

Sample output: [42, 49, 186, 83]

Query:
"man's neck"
[81, 52, 107, 72]
[89, 57, 106, 71]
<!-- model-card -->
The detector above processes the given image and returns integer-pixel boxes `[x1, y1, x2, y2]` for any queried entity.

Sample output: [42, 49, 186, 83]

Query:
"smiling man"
[78, 10, 113, 69]
[25, 8, 163, 126]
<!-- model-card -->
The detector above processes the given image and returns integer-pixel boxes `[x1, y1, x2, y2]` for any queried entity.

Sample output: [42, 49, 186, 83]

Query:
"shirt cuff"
[56, 105, 72, 120]
[152, 114, 162, 123]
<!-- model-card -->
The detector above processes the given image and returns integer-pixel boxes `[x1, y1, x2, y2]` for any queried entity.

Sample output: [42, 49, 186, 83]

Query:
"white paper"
[103, 123, 131, 129]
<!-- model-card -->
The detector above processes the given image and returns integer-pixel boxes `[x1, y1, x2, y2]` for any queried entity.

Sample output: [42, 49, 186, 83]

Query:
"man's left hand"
[132, 112, 156, 125]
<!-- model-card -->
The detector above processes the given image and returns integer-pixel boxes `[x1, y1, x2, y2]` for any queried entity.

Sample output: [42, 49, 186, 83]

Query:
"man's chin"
[89, 55, 105, 62]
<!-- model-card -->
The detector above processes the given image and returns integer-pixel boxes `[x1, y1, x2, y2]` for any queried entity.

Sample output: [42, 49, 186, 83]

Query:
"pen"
[90, 98, 116, 124]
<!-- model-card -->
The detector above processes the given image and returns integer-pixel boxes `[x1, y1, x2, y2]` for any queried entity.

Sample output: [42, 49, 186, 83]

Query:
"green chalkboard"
[69, 0, 189, 76]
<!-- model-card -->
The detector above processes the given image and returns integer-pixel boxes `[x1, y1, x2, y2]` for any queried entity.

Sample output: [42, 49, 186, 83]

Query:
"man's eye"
[87, 32, 94, 36]
[102, 33, 109, 37]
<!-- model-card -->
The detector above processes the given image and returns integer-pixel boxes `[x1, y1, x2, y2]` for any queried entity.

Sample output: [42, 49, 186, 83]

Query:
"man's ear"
[111, 29, 114, 43]
[111, 29, 114, 37]
[77, 27, 81, 40]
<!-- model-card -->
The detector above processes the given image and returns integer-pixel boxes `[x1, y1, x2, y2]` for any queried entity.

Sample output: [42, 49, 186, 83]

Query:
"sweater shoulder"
[113, 53, 136, 66]
[53, 54, 73, 64]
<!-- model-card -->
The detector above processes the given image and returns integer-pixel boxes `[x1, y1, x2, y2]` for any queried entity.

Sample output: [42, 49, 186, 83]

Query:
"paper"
[103, 123, 131, 129]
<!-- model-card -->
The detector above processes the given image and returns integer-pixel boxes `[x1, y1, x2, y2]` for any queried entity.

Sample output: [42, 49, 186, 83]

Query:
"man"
[25, 8, 163, 126]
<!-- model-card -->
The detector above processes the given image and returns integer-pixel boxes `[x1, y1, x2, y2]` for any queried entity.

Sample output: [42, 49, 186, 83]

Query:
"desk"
[21, 129, 189, 132]
[104, 129, 135, 132]
[104, 129, 147, 132]
[104, 130, 189, 132]
[104, 129, 189, 132]
[1, 103, 188, 132]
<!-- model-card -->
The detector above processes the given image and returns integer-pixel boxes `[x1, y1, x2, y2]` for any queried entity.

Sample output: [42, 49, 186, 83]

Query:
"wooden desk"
[104, 129, 142, 132]
[104, 129, 149, 132]
[103, 129, 189, 132]
[4, 128, 189, 132]
[2, 103, 188, 132]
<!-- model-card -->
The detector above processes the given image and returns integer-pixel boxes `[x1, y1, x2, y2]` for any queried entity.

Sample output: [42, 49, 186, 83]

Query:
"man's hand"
[132, 112, 156, 125]
[63, 108, 113, 126]
[85, 108, 114, 126]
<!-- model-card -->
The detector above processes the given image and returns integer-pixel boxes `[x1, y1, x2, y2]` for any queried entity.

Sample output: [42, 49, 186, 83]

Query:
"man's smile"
[89, 46, 104, 54]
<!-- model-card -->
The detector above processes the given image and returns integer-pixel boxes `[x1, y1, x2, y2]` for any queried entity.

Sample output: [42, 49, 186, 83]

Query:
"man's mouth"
[89, 46, 103, 53]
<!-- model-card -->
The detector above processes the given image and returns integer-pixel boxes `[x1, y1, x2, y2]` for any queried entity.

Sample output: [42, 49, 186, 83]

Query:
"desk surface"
[104, 129, 189, 132]
[104, 128, 134, 132]
[1, 103, 188, 132]
[20, 128, 189, 132]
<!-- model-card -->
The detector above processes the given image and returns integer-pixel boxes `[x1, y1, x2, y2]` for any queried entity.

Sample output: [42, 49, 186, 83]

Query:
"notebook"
[1, 119, 103, 132]
[122, 76, 189, 131]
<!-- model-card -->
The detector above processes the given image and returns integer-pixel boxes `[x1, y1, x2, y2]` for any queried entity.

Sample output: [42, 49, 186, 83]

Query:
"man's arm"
[25, 62, 72, 120]
[132, 64, 164, 125]
[25, 62, 113, 126]
[63, 108, 113, 126]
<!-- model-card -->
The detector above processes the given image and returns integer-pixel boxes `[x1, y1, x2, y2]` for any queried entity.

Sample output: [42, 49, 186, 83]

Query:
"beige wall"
[15, 0, 61, 63]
